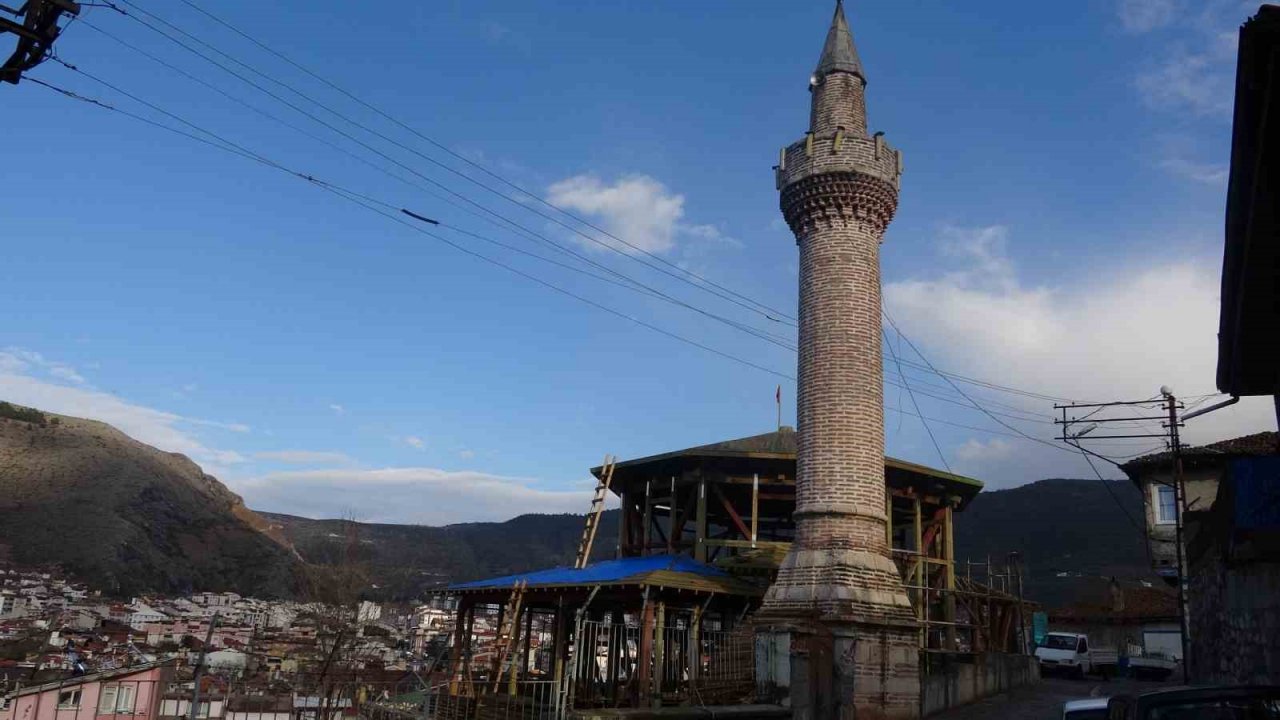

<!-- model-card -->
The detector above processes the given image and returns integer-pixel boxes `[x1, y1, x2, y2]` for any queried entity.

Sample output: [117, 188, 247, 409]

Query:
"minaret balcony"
[776, 131, 901, 192]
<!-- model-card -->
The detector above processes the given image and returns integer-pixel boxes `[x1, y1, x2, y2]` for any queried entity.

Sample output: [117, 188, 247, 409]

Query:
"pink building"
[0, 662, 174, 720]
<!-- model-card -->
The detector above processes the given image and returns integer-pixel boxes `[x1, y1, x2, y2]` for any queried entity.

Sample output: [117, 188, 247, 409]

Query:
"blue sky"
[2, 0, 1273, 524]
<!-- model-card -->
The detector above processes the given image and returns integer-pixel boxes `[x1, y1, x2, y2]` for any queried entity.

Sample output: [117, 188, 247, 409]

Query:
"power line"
[109, 0, 796, 328]
[76, 14, 800, 353]
[1077, 448, 1146, 535]
[167, 0, 797, 324]
[882, 309, 1090, 457]
[60, 0, 1233, 431]
[884, 327, 950, 471]
[30, 70, 797, 382]
[65, 17, 1084, 420]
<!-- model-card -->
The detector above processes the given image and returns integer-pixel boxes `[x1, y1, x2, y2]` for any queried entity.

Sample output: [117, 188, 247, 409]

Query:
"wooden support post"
[642, 480, 652, 557]
[449, 598, 470, 688]
[944, 504, 957, 650]
[913, 496, 924, 649]
[667, 477, 677, 554]
[751, 474, 759, 548]
[695, 478, 707, 562]
[885, 488, 893, 550]
[653, 601, 666, 707]
[607, 610, 622, 704]
[618, 487, 629, 558]
[637, 598, 655, 706]
[552, 599, 567, 689]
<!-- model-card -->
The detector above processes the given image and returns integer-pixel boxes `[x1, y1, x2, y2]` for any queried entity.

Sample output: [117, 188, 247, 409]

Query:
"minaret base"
[757, 551, 920, 720]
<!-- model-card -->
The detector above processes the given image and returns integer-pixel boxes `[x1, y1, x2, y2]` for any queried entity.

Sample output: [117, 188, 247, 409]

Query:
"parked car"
[1062, 697, 1109, 719]
[1035, 632, 1117, 678]
[1105, 686, 1280, 719]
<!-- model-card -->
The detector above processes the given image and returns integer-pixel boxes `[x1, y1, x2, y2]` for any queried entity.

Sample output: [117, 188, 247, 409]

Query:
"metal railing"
[425, 681, 562, 720]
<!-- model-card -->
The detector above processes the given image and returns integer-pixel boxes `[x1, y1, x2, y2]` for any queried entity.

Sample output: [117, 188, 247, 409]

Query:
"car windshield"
[1043, 634, 1077, 650]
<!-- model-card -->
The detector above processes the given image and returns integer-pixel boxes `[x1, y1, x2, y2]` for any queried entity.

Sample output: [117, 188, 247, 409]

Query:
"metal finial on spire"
[814, 0, 865, 81]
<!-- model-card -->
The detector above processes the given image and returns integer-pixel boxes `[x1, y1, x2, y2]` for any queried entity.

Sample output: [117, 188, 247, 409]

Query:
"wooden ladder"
[490, 580, 528, 692]
[575, 455, 616, 569]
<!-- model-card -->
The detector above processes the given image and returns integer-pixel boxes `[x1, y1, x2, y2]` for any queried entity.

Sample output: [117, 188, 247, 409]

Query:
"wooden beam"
[751, 474, 759, 548]
[694, 478, 707, 562]
[885, 487, 893, 549]
[703, 538, 791, 549]
[711, 484, 752, 540]
[667, 477, 676, 554]
[641, 480, 652, 555]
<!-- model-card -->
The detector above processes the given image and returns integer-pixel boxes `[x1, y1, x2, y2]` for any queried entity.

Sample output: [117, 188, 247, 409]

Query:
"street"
[929, 677, 1176, 719]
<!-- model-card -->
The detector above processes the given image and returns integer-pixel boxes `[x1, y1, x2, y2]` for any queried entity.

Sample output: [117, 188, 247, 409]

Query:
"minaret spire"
[808, 0, 870, 136]
[814, 0, 865, 81]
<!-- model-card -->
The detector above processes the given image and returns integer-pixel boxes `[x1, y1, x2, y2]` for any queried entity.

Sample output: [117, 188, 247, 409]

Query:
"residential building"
[0, 661, 173, 720]
[1121, 431, 1278, 580]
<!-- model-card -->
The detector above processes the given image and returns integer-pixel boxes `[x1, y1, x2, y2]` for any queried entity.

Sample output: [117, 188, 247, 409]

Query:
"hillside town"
[0, 564, 471, 720]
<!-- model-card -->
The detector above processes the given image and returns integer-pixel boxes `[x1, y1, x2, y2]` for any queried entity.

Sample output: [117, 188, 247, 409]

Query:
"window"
[1154, 484, 1177, 525]
[1078, 637, 1088, 653]
[98, 685, 136, 713]
[57, 690, 82, 709]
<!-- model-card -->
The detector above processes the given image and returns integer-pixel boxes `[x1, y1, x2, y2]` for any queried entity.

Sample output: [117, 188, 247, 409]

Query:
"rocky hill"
[0, 402, 305, 597]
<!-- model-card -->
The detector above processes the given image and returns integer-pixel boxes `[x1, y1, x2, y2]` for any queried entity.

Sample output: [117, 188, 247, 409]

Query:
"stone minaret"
[759, 2, 919, 717]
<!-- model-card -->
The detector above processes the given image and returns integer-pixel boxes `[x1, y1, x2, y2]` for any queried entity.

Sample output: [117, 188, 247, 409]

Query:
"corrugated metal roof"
[448, 554, 761, 595]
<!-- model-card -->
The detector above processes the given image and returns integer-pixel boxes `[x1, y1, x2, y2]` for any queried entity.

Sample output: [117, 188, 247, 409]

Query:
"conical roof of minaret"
[813, 0, 865, 80]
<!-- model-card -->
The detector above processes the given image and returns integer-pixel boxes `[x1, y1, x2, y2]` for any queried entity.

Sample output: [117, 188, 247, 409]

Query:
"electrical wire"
[110, 0, 796, 328]
[29, 71, 797, 382]
[74, 17, 800, 353]
[166, 0, 797, 324]
[70, 0, 1196, 415]
[884, 327, 950, 471]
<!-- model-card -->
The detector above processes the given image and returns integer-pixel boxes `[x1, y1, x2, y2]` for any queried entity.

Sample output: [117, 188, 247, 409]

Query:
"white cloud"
[546, 174, 686, 254]
[329, 404, 345, 415]
[237, 467, 587, 524]
[884, 226, 1275, 487]
[1134, 18, 1237, 119]
[254, 450, 355, 465]
[1159, 155, 1228, 184]
[459, 449, 476, 459]
[403, 436, 425, 450]
[955, 438, 1015, 465]
[1118, 0, 1179, 32]
[0, 350, 249, 471]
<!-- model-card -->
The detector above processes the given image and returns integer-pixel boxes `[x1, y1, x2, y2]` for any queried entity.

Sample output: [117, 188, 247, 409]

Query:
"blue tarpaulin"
[448, 554, 729, 590]
[1233, 457, 1280, 530]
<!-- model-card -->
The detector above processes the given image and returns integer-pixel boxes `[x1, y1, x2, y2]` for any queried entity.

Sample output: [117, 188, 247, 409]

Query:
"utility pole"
[0, 0, 79, 84]
[1163, 390, 1192, 684]
[189, 613, 219, 720]
[1055, 393, 1190, 683]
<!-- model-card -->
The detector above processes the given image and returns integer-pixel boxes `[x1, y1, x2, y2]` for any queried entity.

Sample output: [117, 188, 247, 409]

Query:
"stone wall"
[1189, 539, 1280, 684]
[920, 653, 1039, 717]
